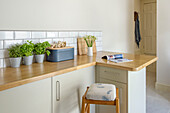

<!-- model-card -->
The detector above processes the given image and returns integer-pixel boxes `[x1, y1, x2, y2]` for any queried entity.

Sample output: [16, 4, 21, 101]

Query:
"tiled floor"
[146, 71, 170, 113]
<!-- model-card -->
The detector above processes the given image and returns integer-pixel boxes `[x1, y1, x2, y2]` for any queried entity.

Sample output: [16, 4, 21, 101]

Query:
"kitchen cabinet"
[0, 66, 95, 113]
[96, 66, 146, 113]
[52, 66, 95, 113]
[0, 78, 51, 113]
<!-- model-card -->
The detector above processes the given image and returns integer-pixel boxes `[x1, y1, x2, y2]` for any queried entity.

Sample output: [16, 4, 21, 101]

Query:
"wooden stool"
[81, 86, 120, 113]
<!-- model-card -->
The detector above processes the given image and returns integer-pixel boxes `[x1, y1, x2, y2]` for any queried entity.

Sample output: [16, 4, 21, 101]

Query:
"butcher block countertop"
[0, 51, 158, 91]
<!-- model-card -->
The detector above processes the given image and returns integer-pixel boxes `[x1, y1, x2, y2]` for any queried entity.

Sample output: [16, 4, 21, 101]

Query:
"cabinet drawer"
[97, 66, 127, 83]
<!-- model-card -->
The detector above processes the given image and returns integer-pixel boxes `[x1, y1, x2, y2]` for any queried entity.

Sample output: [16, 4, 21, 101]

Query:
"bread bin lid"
[47, 46, 74, 50]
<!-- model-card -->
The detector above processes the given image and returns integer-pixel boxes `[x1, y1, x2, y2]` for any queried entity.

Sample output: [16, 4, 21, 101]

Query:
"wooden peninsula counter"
[0, 51, 157, 113]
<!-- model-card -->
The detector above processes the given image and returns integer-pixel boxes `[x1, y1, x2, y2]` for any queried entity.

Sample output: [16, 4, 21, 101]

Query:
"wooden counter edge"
[96, 62, 133, 71]
[0, 62, 96, 91]
[134, 57, 158, 71]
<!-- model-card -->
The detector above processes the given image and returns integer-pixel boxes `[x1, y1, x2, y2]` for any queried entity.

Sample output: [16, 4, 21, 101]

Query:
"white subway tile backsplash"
[96, 37, 102, 42]
[69, 43, 77, 49]
[97, 47, 103, 51]
[24, 39, 40, 44]
[53, 38, 64, 43]
[87, 32, 95, 36]
[64, 38, 74, 44]
[0, 59, 3, 68]
[47, 32, 58, 38]
[4, 58, 10, 67]
[74, 50, 77, 55]
[15, 31, 31, 39]
[0, 41, 3, 49]
[59, 32, 69, 37]
[40, 39, 53, 44]
[32, 32, 46, 39]
[94, 32, 102, 37]
[73, 38, 77, 44]
[69, 32, 78, 37]
[4, 40, 23, 49]
[0, 31, 13, 39]
[96, 41, 102, 47]
[78, 32, 86, 37]
[0, 50, 9, 58]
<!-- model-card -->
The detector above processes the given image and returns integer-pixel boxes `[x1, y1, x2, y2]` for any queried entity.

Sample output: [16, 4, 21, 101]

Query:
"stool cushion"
[86, 83, 116, 101]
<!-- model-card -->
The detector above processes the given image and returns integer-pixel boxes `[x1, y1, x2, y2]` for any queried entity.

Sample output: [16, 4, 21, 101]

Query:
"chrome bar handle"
[56, 81, 60, 101]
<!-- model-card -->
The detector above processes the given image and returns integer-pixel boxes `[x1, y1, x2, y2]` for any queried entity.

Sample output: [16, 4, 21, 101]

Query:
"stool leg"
[116, 98, 120, 113]
[81, 98, 85, 113]
[87, 104, 90, 113]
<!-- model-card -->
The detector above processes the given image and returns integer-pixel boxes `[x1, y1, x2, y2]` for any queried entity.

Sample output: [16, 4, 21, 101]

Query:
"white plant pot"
[23, 55, 33, 65]
[9, 57, 22, 68]
[35, 54, 45, 63]
[88, 47, 93, 56]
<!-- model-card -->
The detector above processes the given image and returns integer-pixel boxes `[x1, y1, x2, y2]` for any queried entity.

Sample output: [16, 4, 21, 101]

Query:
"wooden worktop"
[96, 51, 158, 71]
[0, 51, 157, 91]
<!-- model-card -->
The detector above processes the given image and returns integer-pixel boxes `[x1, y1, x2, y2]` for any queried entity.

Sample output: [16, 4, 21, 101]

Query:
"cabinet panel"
[53, 66, 95, 113]
[0, 78, 51, 113]
[96, 78, 127, 113]
[97, 66, 127, 83]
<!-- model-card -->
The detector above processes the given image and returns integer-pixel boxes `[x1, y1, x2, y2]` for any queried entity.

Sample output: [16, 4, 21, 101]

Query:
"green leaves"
[8, 44, 22, 58]
[46, 50, 51, 56]
[21, 41, 34, 57]
[8, 41, 51, 58]
[83, 35, 96, 47]
[34, 41, 51, 56]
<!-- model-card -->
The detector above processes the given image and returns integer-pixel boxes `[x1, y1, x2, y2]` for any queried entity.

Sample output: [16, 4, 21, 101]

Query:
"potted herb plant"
[8, 44, 22, 68]
[21, 41, 34, 65]
[83, 35, 96, 56]
[34, 41, 51, 63]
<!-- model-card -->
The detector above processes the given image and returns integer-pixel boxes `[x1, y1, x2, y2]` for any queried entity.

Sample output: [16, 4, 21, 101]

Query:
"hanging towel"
[135, 16, 141, 48]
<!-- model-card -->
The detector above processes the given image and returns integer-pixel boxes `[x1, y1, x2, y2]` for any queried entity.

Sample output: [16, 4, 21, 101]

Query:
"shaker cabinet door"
[0, 78, 51, 113]
[52, 66, 95, 113]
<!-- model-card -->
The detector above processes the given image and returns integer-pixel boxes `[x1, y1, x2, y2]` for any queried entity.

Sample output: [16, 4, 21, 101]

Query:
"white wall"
[0, 0, 134, 53]
[134, 0, 140, 11]
[157, 0, 170, 86]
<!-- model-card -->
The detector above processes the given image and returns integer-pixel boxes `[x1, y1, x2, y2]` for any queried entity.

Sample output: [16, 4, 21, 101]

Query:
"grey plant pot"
[35, 54, 45, 63]
[9, 57, 22, 68]
[23, 55, 33, 65]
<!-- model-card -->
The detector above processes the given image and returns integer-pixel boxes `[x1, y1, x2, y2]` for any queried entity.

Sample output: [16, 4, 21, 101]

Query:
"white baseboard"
[155, 82, 170, 92]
